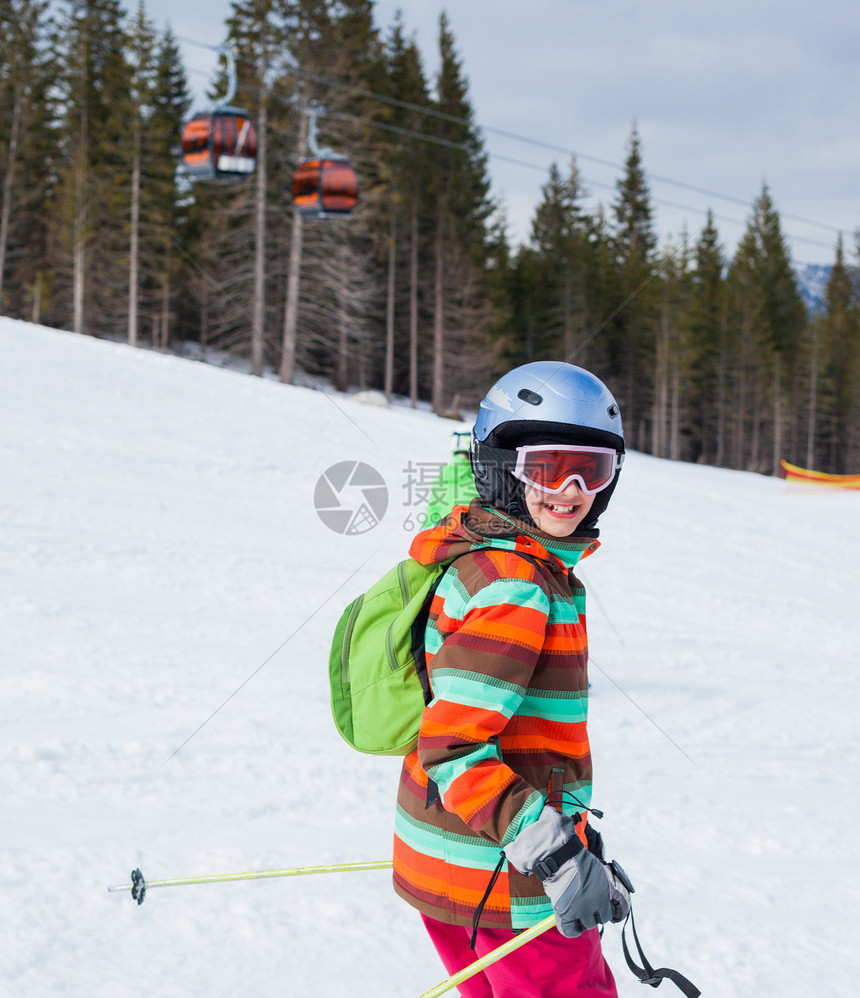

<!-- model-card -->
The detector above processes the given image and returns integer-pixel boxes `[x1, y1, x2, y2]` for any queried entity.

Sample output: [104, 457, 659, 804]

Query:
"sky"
[143, 0, 860, 266]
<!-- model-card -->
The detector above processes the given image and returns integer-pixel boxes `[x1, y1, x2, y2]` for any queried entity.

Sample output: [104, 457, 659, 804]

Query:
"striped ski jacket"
[392, 499, 600, 930]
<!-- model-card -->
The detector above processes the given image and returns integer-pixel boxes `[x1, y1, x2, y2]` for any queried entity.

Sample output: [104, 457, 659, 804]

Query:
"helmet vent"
[607, 403, 619, 419]
[517, 388, 543, 406]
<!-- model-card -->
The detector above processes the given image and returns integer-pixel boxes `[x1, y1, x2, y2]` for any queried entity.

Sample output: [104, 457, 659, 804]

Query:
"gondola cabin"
[292, 157, 358, 218]
[181, 109, 257, 181]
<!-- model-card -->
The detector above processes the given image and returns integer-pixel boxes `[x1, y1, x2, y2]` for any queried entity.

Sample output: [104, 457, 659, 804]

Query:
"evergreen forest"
[2, 0, 859, 476]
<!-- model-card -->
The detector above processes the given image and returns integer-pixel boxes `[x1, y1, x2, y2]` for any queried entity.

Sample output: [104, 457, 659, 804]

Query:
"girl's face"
[524, 481, 595, 537]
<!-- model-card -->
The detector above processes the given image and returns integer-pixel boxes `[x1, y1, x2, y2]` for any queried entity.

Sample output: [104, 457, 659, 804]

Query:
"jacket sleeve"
[416, 566, 549, 847]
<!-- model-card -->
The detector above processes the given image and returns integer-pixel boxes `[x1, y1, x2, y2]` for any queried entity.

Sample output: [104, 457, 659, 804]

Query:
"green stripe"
[545, 596, 581, 623]
[558, 780, 593, 809]
[518, 692, 588, 723]
[427, 741, 500, 797]
[431, 669, 526, 717]
[395, 805, 504, 870]
[459, 577, 550, 614]
[510, 895, 554, 929]
[500, 791, 544, 846]
[425, 623, 444, 656]
[441, 570, 472, 610]
[433, 668, 526, 697]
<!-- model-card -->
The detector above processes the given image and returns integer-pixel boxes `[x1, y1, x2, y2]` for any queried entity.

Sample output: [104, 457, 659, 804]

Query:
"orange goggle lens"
[513, 445, 619, 495]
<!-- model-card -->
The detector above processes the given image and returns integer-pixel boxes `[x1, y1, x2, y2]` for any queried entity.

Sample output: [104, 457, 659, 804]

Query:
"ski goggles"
[512, 444, 621, 495]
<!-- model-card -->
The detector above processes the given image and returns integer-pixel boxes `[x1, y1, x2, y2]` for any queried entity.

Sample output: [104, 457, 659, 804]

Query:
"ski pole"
[108, 859, 393, 905]
[415, 915, 555, 998]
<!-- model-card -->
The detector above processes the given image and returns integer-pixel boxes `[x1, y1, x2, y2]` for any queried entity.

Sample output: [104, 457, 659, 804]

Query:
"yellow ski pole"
[415, 915, 556, 998]
[108, 860, 393, 905]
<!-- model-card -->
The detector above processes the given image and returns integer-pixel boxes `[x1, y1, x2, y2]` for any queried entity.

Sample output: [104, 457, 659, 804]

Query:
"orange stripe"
[543, 633, 588, 652]
[444, 763, 517, 817]
[402, 750, 428, 786]
[421, 710, 589, 752]
[394, 837, 511, 907]
[511, 734, 590, 754]
[439, 613, 547, 647]
[422, 702, 509, 736]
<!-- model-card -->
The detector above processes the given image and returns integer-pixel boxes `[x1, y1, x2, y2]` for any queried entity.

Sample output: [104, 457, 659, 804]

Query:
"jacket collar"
[409, 499, 599, 573]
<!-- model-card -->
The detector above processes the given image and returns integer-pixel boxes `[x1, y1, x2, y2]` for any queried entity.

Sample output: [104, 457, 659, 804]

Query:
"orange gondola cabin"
[181, 109, 258, 182]
[292, 157, 358, 218]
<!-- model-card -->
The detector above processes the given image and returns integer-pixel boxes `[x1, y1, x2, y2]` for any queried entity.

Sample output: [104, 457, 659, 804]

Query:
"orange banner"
[780, 460, 860, 489]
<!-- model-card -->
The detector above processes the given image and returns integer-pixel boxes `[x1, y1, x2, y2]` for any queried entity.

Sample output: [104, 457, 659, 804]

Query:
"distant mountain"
[793, 262, 831, 313]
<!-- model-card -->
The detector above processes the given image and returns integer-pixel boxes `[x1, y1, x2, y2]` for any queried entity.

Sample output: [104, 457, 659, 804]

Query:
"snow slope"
[2, 318, 858, 997]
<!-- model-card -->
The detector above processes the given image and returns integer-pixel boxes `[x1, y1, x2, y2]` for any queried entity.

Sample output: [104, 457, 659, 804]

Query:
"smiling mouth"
[543, 502, 580, 516]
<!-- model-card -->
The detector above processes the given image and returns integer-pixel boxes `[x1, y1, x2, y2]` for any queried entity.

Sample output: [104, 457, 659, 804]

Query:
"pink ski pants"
[421, 913, 617, 998]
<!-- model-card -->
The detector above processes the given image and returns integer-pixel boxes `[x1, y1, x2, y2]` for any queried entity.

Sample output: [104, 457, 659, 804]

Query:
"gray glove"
[504, 806, 631, 938]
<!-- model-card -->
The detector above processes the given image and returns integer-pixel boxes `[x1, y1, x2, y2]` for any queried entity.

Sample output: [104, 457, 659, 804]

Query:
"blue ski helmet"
[470, 361, 624, 533]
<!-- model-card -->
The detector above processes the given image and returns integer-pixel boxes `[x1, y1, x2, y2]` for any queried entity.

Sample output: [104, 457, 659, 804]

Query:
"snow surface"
[2, 317, 859, 997]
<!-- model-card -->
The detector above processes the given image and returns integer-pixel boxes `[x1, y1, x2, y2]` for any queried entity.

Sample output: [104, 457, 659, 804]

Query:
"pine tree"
[753, 184, 807, 471]
[224, 0, 289, 375]
[726, 184, 807, 472]
[579, 204, 619, 377]
[611, 123, 658, 448]
[528, 159, 592, 360]
[378, 12, 435, 403]
[277, 0, 382, 389]
[725, 221, 767, 469]
[614, 124, 657, 264]
[126, 2, 157, 347]
[142, 25, 191, 349]
[427, 11, 495, 413]
[688, 211, 727, 464]
[505, 244, 542, 365]
[818, 236, 860, 472]
[652, 232, 692, 459]
[51, 0, 134, 336]
[0, 0, 56, 320]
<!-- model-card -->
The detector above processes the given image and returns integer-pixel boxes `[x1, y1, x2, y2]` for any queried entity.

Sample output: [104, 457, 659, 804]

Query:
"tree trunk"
[0, 87, 23, 310]
[733, 317, 750, 468]
[73, 187, 86, 334]
[160, 272, 170, 350]
[127, 126, 141, 347]
[750, 386, 762, 471]
[384, 211, 396, 402]
[73, 41, 87, 336]
[806, 324, 819, 469]
[670, 359, 681, 461]
[251, 96, 267, 376]
[200, 289, 209, 359]
[562, 275, 574, 357]
[651, 304, 669, 457]
[716, 313, 727, 466]
[409, 204, 418, 408]
[772, 356, 783, 475]
[334, 244, 349, 392]
[432, 207, 445, 414]
[280, 100, 308, 385]
[31, 274, 42, 324]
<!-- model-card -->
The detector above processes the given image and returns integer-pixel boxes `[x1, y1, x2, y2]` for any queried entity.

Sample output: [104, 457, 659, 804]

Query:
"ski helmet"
[470, 361, 625, 532]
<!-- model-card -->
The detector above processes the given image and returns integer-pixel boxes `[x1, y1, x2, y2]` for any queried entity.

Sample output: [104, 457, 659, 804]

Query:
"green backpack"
[328, 555, 462, 755]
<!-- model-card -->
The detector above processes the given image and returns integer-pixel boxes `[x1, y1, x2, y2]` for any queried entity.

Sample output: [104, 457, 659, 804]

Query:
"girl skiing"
[393, 362, 630, 997]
